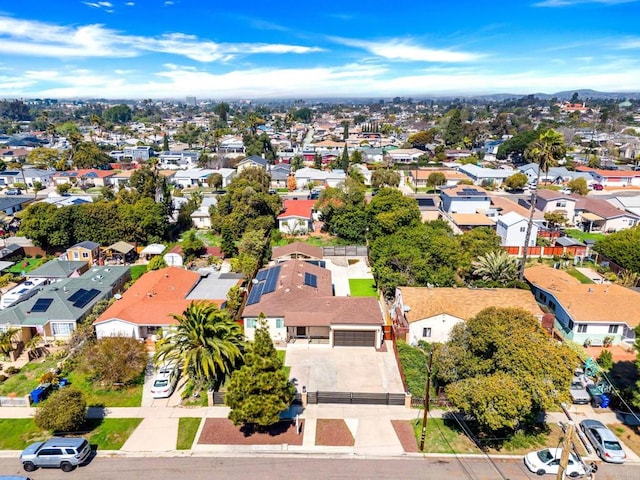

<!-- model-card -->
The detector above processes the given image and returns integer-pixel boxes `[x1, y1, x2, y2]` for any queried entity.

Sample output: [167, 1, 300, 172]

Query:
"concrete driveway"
[285, 342, 405, 394]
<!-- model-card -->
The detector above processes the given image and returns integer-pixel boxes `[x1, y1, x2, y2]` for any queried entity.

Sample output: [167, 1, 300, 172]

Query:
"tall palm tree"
[518, 129, 566, 281]
[473, 250, 518, 284]
[154, 301, 244, 391]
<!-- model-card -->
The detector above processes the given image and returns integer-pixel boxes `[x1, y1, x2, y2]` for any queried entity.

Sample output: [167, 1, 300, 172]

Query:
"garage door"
[333, 330, 376, 347]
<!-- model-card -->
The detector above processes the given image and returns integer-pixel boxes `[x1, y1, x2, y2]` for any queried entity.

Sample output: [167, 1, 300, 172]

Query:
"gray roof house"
[0, 265, 130, 343]
[26, 259, 88, 280]
[237, 155, 269, 172]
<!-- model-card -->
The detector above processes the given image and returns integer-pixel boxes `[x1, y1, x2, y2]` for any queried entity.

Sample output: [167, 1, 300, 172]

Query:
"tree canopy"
[595, 226, 640, 274]
[435, 307, 576, 433]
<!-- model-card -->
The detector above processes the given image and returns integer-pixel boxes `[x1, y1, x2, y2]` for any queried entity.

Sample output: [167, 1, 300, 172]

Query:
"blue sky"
[0, 0, 639, 99]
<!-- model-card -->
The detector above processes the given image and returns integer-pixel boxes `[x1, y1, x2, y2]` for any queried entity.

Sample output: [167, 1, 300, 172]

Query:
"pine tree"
[339, 145, 349, 171]
[444, 109, 463, 146]
[226, 320, 296, 431]
[220, 223, 237, 257]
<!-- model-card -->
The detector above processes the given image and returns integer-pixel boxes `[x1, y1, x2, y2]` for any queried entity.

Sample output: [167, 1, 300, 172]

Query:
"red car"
[592, 183, 604, 191]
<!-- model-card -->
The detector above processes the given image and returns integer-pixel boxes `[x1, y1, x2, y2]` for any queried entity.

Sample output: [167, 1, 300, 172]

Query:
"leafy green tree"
[435, 307, 575, 433]
[147, 255, 168, 271]
[496, 128, 540, 162]
[472, 250, 518, 284]
[27, 147, 61, 168]
[225, 285, 244, 319]
[72, 142, 111, 169]
[366, 188, 421, 240]
[207, 173, 223, 190]
[371, 169, 400, 189]
[0, 328, 18, 357]
[408, 130, 435, 150]
[220, 223, 237, 257]
[339, 145, 349, 170]
[81, 336, 148, 387]
[313, 153, 322, 169]
[174, 122, 203, 149]
[519, 129, 566, 280]
[226, 322, 295, 430]
[504, 172, 528, 190]
[595, 226, 640, 274]
[567, 177, 588, 195]
[182, 231, 205, 261]
[104, 104, 133, 124]
[155, 301, 244, 391]
[34, 388, 86, 433]
[426, 172, 446, 191]
[544, 211, 567, 234]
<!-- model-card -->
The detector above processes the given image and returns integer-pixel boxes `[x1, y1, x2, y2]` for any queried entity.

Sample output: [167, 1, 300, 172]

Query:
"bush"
[597, 349, 614, 371]
[0, 374, 7, 383]
[4, 366, 20, 375]
[81, 336, 148, 387]
[34, 387, 86, 433]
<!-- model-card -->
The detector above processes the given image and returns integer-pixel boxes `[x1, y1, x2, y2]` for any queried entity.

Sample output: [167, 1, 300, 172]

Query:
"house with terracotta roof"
[278, 199, 316, 235]
[52, 169, 116, 188]
[572, 195, 640, 233]
[576, 166, 640, 188]
[534, 189, 577, 224]
[391, 286, 543, 344]
[407, 169, 468, 188]
[93, 266, 237, 342]
[524, 265, 640, 347]
[241, 260, 384, 347]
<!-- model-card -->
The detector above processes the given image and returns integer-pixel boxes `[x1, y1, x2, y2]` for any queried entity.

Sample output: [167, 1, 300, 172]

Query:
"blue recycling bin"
[58, 378, 69, 388]
[30, 383, 52, 404]
[600, 393, 611, 408]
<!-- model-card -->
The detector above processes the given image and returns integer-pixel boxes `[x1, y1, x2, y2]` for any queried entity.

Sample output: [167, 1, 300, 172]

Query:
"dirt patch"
[608, 423, 640, 457]
[197, 418, 304, 445]
[315, 419, 355, 446]
[392, 420, 419, 453]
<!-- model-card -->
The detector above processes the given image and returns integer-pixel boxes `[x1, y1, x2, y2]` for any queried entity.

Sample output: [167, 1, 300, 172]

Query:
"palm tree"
[0, 328, 19, 358]
[519, 129, 566, 281]
[154, 301, 244, 391]
[472, 250, 519, 284]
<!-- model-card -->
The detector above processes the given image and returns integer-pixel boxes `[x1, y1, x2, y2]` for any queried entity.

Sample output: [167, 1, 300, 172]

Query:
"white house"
[277, 199, 316, 235]
[391, 287, 543, 344]
[294, 167, 346, 189]
[440, 185, 491, 214]
[496, 211, 538, 247]
[457, 164, 513, 186]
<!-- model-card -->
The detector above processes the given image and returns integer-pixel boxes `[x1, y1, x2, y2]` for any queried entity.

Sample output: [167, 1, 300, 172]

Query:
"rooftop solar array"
[31, 298, 53, 313]
[69, 288, 101, 308]
[245, 265, 282, 305]
[305, 260, 326, 268]
[461, 188, 483, 196]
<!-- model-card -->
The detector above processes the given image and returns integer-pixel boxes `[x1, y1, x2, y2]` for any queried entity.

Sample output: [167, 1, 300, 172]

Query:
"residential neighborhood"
[0, 92, 639, 477]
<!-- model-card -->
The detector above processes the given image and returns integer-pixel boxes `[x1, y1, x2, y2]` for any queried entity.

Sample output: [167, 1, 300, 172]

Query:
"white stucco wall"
[95, 319, 139, 339]
[243, 317, 287, 343]
[408, 314, 463, 344]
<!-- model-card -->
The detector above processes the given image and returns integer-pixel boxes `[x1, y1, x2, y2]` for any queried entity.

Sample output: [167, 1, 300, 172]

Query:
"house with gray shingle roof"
[0, 265, 130, 343]
[26, 259, 88, 281]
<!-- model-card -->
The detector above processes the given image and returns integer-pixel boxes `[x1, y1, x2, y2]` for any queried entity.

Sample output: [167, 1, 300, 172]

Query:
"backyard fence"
[322, 246, 368, 257]
[212, 391, 404, 406]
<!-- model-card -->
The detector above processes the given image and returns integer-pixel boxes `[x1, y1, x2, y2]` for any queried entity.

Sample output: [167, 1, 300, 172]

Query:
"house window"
[555, 201, 566, 208]
[422, 327, 432, 338]
[608, 325, 619, 334]
[549, 301, 556, 312]
[246, 318, 256, 329]
[73, 252, 79, 259]
[276, 319, 284, 329]
[520, 226, 526, 232]
[567, 320, 574, 330]
[82, 252, 89, 258]
[577, 324, 587, 333]
[52, 322, 74, 336]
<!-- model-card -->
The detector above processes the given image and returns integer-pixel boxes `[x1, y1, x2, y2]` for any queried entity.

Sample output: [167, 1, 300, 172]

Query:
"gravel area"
[315, 419, 355, 447]
[198, 418, 304, 445]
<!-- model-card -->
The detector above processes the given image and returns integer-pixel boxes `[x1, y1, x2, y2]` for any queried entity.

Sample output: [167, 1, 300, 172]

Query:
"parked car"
[524, 448, 585, 477]
[6, 188, 22, 195]
[580, 419, 626, 463]
[569, 377, 591, 405]
[20, 437, 91, 472]
[150, 364, 179, 399]
[592, 183, 604, 191]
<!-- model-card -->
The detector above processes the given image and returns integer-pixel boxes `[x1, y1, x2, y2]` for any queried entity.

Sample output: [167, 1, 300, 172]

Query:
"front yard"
[348, 279, 377, 297]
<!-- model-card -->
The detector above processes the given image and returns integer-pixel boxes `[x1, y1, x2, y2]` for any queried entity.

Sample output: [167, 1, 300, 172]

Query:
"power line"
[425, 411, 479, 480]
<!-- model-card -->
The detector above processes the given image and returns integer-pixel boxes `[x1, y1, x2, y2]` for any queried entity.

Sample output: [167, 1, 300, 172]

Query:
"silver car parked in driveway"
[580, 419, 626, 464]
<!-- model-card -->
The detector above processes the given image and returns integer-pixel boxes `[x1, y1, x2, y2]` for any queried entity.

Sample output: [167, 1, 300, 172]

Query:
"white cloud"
[616, 37, 640, 49]
[125, 2, 135, 5]
[331, 37, 483, 63]
[0, 16, 321, 62]
[82, 1, 114, 9]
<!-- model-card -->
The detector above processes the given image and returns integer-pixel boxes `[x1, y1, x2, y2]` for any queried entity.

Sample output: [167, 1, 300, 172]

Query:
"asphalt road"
[0, 456, 636, 480]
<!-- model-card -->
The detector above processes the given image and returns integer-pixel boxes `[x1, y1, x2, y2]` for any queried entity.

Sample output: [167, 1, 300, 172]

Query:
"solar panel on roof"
[246, 283, 264, 305]
[255, 270, 268, 281]
[73, 288, 100, 308]
[304, 272, 317, 288]
[67, 288, 87, 303]
[31, 298, 53, 313]
[262, 265, 281, 294]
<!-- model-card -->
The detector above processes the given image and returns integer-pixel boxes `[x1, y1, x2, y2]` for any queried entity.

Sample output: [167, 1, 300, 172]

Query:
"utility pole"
[419, 349, 433, 451]
[556, 421, 575, 480]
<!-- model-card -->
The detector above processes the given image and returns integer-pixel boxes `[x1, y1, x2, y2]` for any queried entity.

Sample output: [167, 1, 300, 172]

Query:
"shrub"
[4, 366, 20, 375]
[597, 349, 614, 371]
[34, 387, 86, 433]
[0, 374, 7, 383]
[81, 336, 148, 387]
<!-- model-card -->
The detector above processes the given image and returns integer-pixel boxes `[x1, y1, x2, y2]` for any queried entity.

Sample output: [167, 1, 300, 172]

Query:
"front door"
[296, 326, 306, 337]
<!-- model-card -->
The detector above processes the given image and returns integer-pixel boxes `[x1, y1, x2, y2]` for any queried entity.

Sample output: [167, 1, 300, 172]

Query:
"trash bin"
[600, 393, 611, 408]
[58, 378, 69, 388]
[30, 386, 46, 404]
[591, 394, 603, 408]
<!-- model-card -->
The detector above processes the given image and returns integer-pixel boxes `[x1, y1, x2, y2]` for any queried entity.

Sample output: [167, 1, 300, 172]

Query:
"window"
[519, 226, 526, 232]
[82, 252, 89, 258]
[39, 448, 63, 456]
[549, 301, 556, 312]
[73, 251, 79, 259]
[577, 324, 587, 333]
[52, 322, 74, 336]
[567, 320, 574, 330]
[555, 201, 566, 208]
[276, 318, 284, 329]
[608, 325, 619, 334]
[246, 318, 256, 329]
[422, 327, 432, 338]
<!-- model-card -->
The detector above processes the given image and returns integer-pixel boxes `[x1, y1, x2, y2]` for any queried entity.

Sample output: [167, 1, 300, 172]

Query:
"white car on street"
[524, 448, 585, 477]
[150, 364, 179, 399]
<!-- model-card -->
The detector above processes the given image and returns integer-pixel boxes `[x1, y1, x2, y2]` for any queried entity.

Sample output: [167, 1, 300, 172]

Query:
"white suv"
[150, 365, 179, 399]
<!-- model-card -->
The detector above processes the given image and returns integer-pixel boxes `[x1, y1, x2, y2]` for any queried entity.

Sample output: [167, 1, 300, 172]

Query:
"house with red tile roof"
[93, 266, 236, 342]
[241, 260, 384, 347]
[52, 169, 116, 187]
[277, 199, 316, 235]
[576, 166, 640, 188]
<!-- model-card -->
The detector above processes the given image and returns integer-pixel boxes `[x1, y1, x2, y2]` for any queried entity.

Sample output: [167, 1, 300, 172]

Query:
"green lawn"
[565, 229, 605, 243]
[0, 357, 60, 396]
[130, 265, 147, 282]
[349, 279, 377, 297]
[0, 418, 142, 450]
[411, 418, 479, 454]
[63, 371, 144, 407]
[8, 257, 45, 274]
[177, 417, 201, 450]
[277, 349, 291, 378]
[196, 231, 221, 247]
